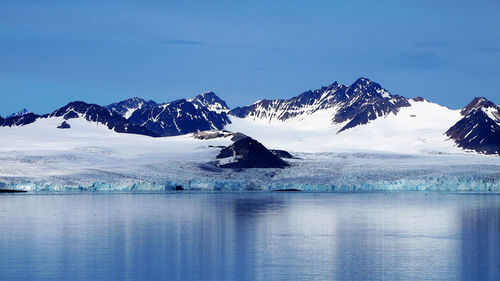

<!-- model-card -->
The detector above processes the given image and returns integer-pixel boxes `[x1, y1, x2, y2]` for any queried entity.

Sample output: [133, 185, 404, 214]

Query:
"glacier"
[2, 152, 499, 192]
[1, 117, 499, 192]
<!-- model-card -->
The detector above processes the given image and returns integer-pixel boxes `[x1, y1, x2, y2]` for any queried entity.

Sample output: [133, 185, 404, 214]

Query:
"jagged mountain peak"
[461, 97, 499, 117]
[188, 91, 229, 111]
[347, 77, 391, 99]
[351, 77, 372, 86]
[7, 108, 31, 118]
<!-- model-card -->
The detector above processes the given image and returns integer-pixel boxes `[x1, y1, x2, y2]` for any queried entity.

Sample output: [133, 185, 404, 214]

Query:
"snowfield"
[1, 103, 499, 192]
[226, 100, 464, 154]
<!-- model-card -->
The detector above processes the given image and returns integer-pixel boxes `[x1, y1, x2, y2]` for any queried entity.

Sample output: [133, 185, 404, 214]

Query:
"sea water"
[0, 192, 499, 280]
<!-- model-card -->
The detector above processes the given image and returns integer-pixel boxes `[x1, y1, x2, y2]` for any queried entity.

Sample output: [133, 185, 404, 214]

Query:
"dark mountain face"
[335, 78, 411, 132]
[446, 97, 500, 155]
[50, 101, 159, 137]
[128, 99, 230, 136]
[228, 77, 411, 132]
[216, 137, 290, 168]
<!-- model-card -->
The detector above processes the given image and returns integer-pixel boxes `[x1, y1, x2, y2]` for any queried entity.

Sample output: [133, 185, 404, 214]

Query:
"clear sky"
[1, 0, 499, 116]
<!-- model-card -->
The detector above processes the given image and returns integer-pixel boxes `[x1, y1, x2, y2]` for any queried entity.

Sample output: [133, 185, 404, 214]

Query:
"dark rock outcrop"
[216, 137, 290, 168]
[57, 121, 71, 129]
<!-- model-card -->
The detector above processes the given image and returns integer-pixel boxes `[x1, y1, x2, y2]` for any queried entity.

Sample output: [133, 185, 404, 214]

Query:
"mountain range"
[1, 78, 499, 156]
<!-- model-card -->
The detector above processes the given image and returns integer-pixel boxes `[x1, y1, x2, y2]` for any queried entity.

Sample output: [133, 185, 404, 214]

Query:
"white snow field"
[1, 100, 500, 192]
[226, 99, 464, 154]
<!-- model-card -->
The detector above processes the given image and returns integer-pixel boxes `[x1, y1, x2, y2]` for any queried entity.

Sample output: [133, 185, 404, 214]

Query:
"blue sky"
[1, 0, 499, 116]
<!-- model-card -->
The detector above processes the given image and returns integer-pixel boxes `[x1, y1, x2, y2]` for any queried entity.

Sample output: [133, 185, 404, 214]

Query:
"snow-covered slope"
[227, 97, 463, 154]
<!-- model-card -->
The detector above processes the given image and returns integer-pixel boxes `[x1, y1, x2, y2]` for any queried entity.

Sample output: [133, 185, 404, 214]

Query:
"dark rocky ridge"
[216, 137, 290, 168]
[50, 101, 159, 137]
[229, 82, 347, 121]
[128, 98, 230, 137]
[106, 97, 158, 117]
[1, 113, 41, 127]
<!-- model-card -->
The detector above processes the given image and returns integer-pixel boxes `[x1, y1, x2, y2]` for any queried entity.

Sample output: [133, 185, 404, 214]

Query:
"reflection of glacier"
[2, 152, 499, 192]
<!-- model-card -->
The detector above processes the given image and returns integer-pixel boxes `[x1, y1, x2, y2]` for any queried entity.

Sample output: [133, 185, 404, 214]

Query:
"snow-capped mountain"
[229, 78, 410, 133]
[7, 108, 31, 118]
[127, 97, 230, 137]
[446, 97, 500, 155]
[187, 92, 229, 112]
[106, 97, 158, 119]
[124, 92, 231, 137]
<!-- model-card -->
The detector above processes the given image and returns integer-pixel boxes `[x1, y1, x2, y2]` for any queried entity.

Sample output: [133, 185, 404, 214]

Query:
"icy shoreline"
[3, 172, 499, 193]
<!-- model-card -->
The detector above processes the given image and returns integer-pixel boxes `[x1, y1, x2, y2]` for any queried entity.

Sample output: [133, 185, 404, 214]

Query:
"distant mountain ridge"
[106, 92, 231, 137]
[1, 78, 499, 156]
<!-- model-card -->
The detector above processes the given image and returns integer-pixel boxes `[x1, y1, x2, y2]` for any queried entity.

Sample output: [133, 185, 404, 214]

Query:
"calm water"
[1, 192, 499, 280]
